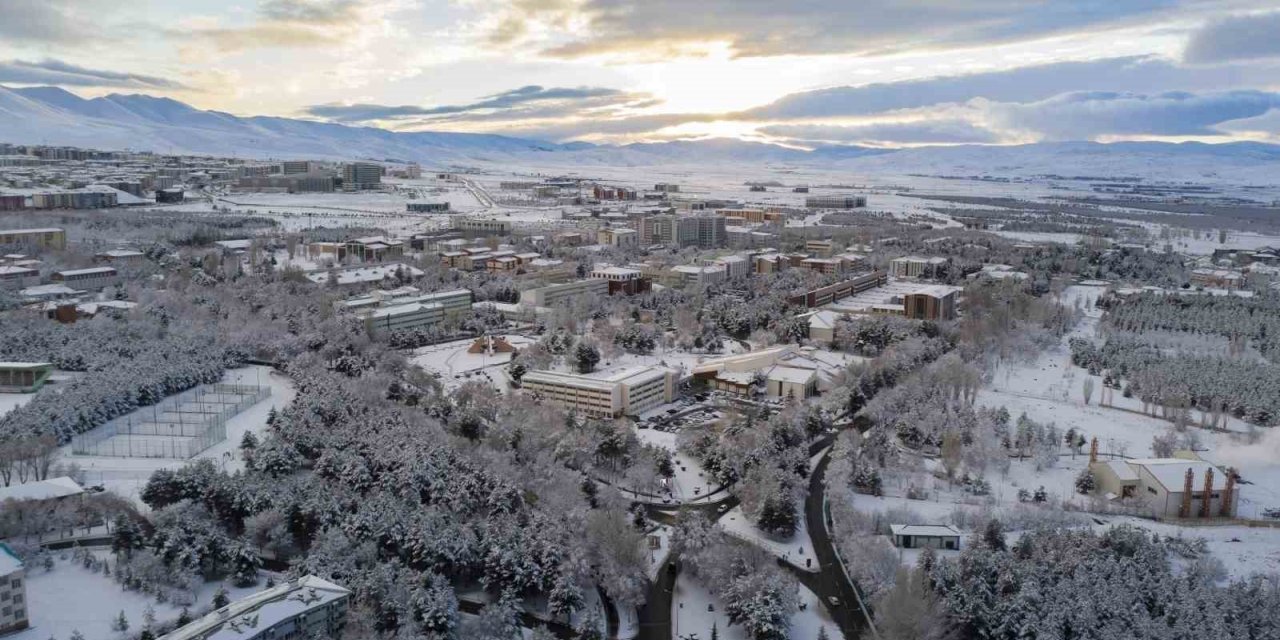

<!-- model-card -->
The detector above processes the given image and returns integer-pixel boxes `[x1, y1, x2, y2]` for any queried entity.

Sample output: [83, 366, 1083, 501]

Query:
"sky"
[1, 0, 1280, 147]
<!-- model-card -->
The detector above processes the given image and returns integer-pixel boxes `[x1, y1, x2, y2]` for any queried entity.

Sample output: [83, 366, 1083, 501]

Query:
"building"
[890, 524, 961, 550]
[30, 189, 117, 210]
[1190, 268, 1244, 290]
[0, 362, 52, 393]
[676, 215, 727, 248]
[0, 477, 84, 503]
[159, 576, 351, 640]
[0, 543, 28, 635]
[1088, 452, 1240, 518]
[345, 237, 405, 263]
[800, 258, 845, 275]
[691, 345, 837, 398]
[407, 202, 450, 213]
[589, 265, 650, 295]
[0, 228, 66, 251]
[347, 288, 472, 337]
[452, 219, 512, 236]
[0, 266, 40, 291]
[520, 278, 610, 307]
[805, 239, 835, 257]
[787, 271, 888, 308]
[305, 263, 423, 286]
[521, 366, 677, 418]
[238, 173, 338, 193]
[766, 366, 818, 399]
[710, 254, 749, 279]
[94, 249, 146, 265]
[805, 195, 866, 209]
[281, 160, 313, 174]
[51, 266, 119, 291]
[891, 256, 948, 279]
[638, 215, 676, 246]
[342, 162, 383, 190]
[903, 285, 961, 321]
[598, 227, 638, 248]
[670, 264, 727, 287]
[155, 188, 185, 203]
[807, 310, 842, 343]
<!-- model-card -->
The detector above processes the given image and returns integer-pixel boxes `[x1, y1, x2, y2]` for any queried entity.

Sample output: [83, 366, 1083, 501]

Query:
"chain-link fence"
[71, 383, 270, 459]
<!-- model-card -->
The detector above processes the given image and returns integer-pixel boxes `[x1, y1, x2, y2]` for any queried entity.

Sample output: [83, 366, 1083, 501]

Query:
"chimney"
[1179, 468, 1193, 518]
[1200, 468, 1214, 518]
[1221, 470, 1236, 518]
[1089, 437, 1098, 464]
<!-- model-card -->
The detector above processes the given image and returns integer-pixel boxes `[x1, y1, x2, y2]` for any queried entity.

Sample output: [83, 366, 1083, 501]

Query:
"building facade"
[159, 576, 350, 640]
[0, 544, 27, 635]
[521, 366, 677, 418]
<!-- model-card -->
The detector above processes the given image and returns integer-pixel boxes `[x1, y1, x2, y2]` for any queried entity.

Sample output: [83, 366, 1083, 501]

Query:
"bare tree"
[1082, 378, 1095, 406]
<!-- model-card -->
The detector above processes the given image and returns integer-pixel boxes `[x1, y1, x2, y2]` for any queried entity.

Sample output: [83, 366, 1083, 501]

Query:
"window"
[8, 580, 17, 589]
[11, 595, 19, 604]
[1147, 487, 1158, 495]
[1, 592, 8, 601]
[12, 609, 22, 619]
[2, 606, 10, 616]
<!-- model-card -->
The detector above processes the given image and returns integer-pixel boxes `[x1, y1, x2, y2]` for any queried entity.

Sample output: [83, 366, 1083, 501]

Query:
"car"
[827, 596, 840, 607]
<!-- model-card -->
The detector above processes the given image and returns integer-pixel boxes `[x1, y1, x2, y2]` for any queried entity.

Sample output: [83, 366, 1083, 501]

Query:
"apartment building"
[51, 266, 119, 291]
[805, 195, 866, 209]
[520, 278, 610, 307]
[0, 544, 27, 635]
[453, 219, 513, 235]
[29, 189, 117, 210]
[890, 256, 948, 279]
[521, 366, 677, 418]
[160, 576, 351, 640]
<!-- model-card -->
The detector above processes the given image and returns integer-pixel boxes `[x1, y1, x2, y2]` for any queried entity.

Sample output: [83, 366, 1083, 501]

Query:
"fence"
[71, 383, 271, 459]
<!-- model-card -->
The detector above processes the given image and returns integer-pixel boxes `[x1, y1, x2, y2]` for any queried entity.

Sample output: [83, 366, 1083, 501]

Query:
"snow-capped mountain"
[2, 85, 1280, 181]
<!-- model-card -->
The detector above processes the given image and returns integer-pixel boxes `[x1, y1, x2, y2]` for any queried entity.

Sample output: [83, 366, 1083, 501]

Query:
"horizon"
[0, 1, 1278, 149]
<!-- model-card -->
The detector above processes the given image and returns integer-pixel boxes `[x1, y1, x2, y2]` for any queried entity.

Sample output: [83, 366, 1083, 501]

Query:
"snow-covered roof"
[808, 310, 841, 330]
[0, 266, 37, 275]
[0, 362, 51, 370]
[890, 524, 961, 537]
[21, 283, 81, 297]
[161, 576, 350, 640]
[0, 476, 84, 502]
[766, 366, 817, 384]
[909, 285, 963, 298]
[1127, 458, 1220, 492]
[0, 542, 22, 576]
[1104, 460, 1139, 482]
[55, 267, 117, 277]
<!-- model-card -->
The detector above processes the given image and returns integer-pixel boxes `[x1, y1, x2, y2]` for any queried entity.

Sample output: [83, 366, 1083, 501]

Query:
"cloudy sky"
[2, 0, 1280, 147]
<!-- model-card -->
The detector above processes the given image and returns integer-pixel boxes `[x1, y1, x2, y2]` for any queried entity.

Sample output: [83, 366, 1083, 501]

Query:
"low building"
[94, 249, 146, 265]
[159, 575, 351, 640]
[408, 202, 450, 213]
[305, 263, 423, 286]
[598, 227, 638, 248]
[51, 266, 119, 291]
[520, 278, 610, 307]
[453, 218, 512, 235]
[345, 237, 405, 263]
[0, 362, 52, 393]
[0, 477, 84, 503]
[1088, 453, 1240, 518]
[807, 310, 842, 343]
[805, 195, 866, 209]
[0, 266, 40, 290]
[589, 265, 650, 295]
[766, 366, 818, 400]
[351, 288, 472, 337]
[1190, 268, 1244, 290]
[0, 543, 28, 635]
[786, 271, 888, 308]
[155, 188, 185, 203]
[521, 366, 677, 418]
[890, 524, 961, 550]
[670, 264, 726, 287]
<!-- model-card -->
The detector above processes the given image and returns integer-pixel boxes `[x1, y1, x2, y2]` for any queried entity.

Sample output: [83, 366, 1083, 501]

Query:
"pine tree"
[982, 519, 1006, 551]
[213, 585, 230, 608]
[1075, 469, 1097, 495]
[176, 607, 192, 626]
[111, 611, 129, 635]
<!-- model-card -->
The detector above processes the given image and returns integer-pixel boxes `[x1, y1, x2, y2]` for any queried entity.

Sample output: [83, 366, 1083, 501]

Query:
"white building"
[670, 264, 726, 287]
[0, 543, 27, 635]
[51, 266, 118, 291]
[160, 576, 351, 640]
[890, 256, 948, 279]
[890, 524, 961, 550]
[520, 278, 609, 307]
[521, 366, 677, 418]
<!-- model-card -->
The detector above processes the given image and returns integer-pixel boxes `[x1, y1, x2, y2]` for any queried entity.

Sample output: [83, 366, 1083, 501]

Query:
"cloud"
[1184, 11, 1280, 64]
[306, 85, 657, 123]
[0, 59, 189, 90]
[741, 56, 1280, 121]
[258, 0, 368, 23]
[985, 90, 1280, 139]
[758, 121, 1000, 145]
[0, 0, 91, 44]
[174, 0, 404, 52]
[484, 0, 1182, 59]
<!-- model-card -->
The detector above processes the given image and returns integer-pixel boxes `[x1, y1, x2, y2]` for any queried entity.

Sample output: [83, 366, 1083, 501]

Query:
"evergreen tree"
[982, 519, 1006, 551]
[1075, 469, 1096, 495]
[111, 611, 129, 635]
[213, 586, 230, 608]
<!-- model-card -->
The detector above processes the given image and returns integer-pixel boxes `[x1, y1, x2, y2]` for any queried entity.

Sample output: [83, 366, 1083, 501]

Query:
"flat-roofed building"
[94, 249, 145, 265]
[598, 227, 638, 248]
[805, 239, 835, 257]
[903, 285, 961, 320]
[0, 543, 28, 635]
[1089, 454, 1240, 518]
[0, 266, 39, 290]
[891, 256, 948, 279]
[890, 524, 960, 550]
[342, 162, 383, 190]
[0, 228, 65, 251]
[521, 366, 677, 418]
[0, 362, 51, 393]
[521, 278, 609, 307]
[670, 264, 726, 287]
[590, 265, 650, 295]
[354, 288, 471, 337]
[51, 266, 118, 291]
[345, 236, 405, 263]
[453, 218, 512, 235]
[159, 575, 351, 640]
[407, 202, 450, 213]
[787, 271, 888, 308]
[805, 194, 866, 209]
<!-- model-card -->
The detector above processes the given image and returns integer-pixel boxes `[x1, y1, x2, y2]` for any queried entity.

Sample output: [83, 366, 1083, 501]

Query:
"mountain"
[2, 85, 1280, 182]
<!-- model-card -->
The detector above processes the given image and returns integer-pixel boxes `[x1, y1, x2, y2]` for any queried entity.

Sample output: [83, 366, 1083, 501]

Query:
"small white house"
[890, 524, 961, 550]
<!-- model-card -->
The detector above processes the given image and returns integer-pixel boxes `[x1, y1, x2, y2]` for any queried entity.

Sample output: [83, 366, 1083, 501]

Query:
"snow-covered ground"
[63, 365, 295, 508]
[13, 550, 268, 640]
[632, 427, 723, 502]
[409, 335, 535, 393]
[671, 572, 842, 640]
[0, 390, 35, 417]
[718, 505, 819, 573]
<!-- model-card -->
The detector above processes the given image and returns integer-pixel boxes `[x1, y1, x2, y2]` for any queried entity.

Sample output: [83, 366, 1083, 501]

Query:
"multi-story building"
[598, 227, 638, 248]
[589, 265, 650, 295]
[0, 195, 25, 211]
[452, 219, 512, 236]
[637, 215, 677, 246]
[0, 543, 28, 635]
[670, 264, 727, 287]
[238, 173, 337, 193]
[800, 258, 845, 275]
[676, 215, 726, 248]
[903, 285, 961, 321]
[281, 160, 313, 174]
[1189, 268, 1244, 290]
[805, 195, 866, 209]
[29, 189, 117, 209]
[0, 266, 40, 291]
[160, 576, 351, 640]
[521, 366, 677, 418]
[51, 267, 119, 291]
[805, 239, 835, 257]
[787, 271, 888, 308]
[2, 227, 67, 250]
[407, 202, 451, 213]
[520, 278, 610, 307]
[351, 288, 472, 337]
[345, 237, 405, 263]
[342, 162, 383, 190]
[890, 256, 948, 279]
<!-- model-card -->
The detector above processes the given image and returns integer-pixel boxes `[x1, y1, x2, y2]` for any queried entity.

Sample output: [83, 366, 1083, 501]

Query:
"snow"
[409, 335, 535, 393]
[0, 391, 35, 416]
[632, 427, 723, 502]
[11, 552, 267, 640]
[670, 572, 842, 640]
[64, 365, 296, 507]
[718, 506, 820, 573]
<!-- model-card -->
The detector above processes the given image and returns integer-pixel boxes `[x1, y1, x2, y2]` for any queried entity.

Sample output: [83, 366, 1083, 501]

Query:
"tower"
[1179, 468, 1193, 518]
[1200, 468, 1214, 518]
